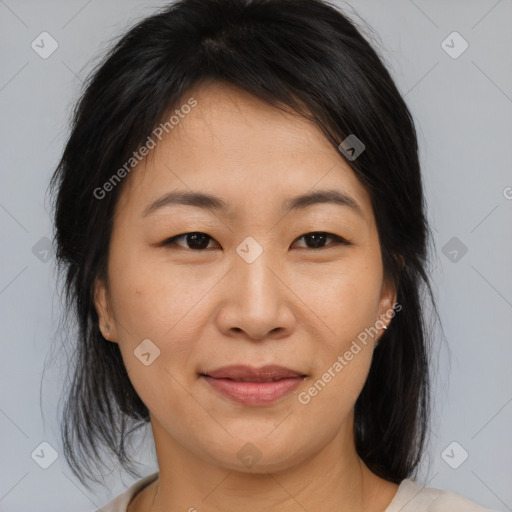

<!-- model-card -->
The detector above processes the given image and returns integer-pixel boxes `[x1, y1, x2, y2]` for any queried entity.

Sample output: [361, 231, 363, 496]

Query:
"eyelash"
[160, 231, 352, 251]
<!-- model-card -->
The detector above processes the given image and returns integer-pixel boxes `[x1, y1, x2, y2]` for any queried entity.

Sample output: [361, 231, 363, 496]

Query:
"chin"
[196, 431, 319, 475]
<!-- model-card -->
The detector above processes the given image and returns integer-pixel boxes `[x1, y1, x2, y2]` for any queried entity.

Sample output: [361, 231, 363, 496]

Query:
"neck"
[133, 416, 398, 512]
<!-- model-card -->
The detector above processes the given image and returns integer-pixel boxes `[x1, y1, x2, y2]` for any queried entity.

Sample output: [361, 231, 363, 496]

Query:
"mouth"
[199, 365, 307, 406]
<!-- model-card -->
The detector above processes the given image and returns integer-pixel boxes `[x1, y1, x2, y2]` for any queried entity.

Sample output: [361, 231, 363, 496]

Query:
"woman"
[49, 0, 498, 510]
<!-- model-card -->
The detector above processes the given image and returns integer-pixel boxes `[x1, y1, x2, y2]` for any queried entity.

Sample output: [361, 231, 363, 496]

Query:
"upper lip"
[201, 365, 306, 382]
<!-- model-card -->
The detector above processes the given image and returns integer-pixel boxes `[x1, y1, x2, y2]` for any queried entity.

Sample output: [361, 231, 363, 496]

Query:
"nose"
[215, 248, 296, 341]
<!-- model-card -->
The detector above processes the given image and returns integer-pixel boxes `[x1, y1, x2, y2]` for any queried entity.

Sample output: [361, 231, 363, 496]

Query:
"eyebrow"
[141, 189, 363, 218]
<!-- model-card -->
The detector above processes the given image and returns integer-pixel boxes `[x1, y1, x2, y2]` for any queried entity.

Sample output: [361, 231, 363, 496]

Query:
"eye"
[162, 232, 219, 250]
[160, 231, 351, 252]
[292, 232, 351, 250]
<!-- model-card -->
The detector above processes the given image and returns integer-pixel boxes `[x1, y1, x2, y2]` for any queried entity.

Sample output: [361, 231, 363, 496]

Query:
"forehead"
[116, 82, 374, 225]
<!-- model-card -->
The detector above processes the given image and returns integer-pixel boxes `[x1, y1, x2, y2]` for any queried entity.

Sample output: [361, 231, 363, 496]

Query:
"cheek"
[105, 249, 213, 405]
[108, 261, 203, 419]
[298, 349, 373, 433]
[291, 299, 375, 440]
[292, 254, 382, 412]
[294, 256, 383, 344]
[107, 241, 202, 338]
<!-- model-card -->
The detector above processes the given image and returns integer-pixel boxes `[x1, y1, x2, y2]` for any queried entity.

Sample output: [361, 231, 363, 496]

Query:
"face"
[95, 81, 396, 473]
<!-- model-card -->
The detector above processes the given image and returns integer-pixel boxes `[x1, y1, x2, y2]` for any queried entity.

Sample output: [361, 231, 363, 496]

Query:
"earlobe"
[94, 277, 117, 342]
[380, 277, 397, 314]
[375, 278, 398, 344]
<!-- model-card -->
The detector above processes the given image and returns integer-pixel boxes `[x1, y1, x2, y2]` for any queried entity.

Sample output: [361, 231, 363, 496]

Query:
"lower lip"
[202, 375, 304, 406]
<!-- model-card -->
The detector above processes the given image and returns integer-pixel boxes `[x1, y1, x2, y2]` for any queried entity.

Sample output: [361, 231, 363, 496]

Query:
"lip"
[200, 365, 306, 406]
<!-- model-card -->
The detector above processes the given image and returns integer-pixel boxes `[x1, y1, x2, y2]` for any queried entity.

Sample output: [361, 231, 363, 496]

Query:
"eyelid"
[159, 231, 352, 250]
[158, 232, 219, 250]
[292, 232, 352, 249]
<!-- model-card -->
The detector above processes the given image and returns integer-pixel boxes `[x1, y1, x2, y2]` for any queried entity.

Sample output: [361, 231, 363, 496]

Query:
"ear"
[375, 275, 398, 340]
[94, 277, 118, 343]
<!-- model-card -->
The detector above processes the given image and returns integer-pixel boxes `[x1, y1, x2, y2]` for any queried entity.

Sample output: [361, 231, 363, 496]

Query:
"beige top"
[96, 472, 499, 511]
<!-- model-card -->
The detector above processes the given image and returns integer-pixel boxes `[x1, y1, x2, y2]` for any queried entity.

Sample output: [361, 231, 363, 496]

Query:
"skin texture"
[95, 81, 399, 511]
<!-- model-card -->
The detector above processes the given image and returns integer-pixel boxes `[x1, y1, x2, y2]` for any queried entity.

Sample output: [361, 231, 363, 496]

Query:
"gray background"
[0, 0, 511, 510]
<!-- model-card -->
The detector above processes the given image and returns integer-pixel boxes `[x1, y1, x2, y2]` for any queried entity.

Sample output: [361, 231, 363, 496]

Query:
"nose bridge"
[234, 240, 282, 311]
[216, 237, 294, 339]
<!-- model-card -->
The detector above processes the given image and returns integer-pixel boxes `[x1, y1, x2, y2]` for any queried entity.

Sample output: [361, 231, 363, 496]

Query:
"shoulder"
[385, 478, 500, 512]
[95, 473, 159, 512]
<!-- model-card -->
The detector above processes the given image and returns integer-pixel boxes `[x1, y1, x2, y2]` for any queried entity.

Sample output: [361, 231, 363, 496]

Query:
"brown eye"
[163, 232, 218, 250]
[292, 232, 351, 250]
[160, 231, 351, 252]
